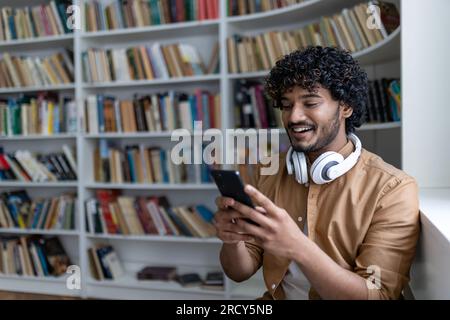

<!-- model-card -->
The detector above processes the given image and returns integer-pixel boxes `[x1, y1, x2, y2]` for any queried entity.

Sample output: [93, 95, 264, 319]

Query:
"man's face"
[280, 85, 351, 154]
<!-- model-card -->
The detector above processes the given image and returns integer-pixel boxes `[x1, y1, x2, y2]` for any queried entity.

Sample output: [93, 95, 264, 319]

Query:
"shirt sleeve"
[354, 176, 420, 300]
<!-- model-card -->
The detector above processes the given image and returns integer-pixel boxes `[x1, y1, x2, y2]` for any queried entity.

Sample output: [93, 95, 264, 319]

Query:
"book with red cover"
[136, 197, 158, 235]
[96, 189, 120, 234]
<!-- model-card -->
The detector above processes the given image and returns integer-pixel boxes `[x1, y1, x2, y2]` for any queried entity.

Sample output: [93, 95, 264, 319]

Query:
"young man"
[213, 46, 420, 300]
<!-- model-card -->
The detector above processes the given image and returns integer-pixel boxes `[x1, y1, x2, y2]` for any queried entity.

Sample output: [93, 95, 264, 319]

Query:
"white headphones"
[286, 133, 362, 185]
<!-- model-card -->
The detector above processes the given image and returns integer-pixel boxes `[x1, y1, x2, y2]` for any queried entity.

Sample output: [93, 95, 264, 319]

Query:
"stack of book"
[0, 236, 71, 277]
[84, 0, 219, 32]
[227, 1, 400, 73]
[0, 50, 74, 88]
[0, 1, 73, 41]
[88, 243, 123, 280]
[0, 94, 77, 136]
[234, 79, 282, 129]
[135, 265, 224, 290]
[82, 42, 218, 83]
[366, 78, 401, 123]
[228, 0, 306, 16]
[85, 191, 216, 238]
[0, 144, 77, 182]
[84, 91, 221, 134]
[0, 190, 76, 230]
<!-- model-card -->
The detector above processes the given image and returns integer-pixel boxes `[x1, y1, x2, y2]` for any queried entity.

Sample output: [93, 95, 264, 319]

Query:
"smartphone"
[210, 169, 259, 226]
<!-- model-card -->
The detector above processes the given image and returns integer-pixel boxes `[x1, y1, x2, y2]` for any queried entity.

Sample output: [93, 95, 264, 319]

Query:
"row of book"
[0, 1, 73, 42]
[86, 191, 216, 238]
[84, 91, 221, 134]
[366, 78, 401, 123]
[227, 1, 400, 73]
[0, 236, 71, 277]
[84, 0, 219, 32]
[0, 95, 77, 137]
[228, 0, 305, 16]
[0, 190, 76, 230]
[94, 141, 213, 184]
[234, 79, 282, 129]
[0, 50, 74, 88]
[82, 42, 219, 83]
[0, 145, 77, 182]
[137, 266, 224, 290]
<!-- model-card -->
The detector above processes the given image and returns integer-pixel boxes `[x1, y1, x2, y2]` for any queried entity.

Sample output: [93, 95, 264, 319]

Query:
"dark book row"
[0, 236, 71, 277]
[0, 145, 77, 182]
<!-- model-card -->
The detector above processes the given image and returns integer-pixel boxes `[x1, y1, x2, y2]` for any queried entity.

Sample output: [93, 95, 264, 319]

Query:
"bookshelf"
[0, 0, 401, 299]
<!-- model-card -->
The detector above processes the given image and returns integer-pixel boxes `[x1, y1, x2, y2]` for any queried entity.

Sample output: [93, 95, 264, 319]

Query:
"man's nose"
[288, 104, 308, 122]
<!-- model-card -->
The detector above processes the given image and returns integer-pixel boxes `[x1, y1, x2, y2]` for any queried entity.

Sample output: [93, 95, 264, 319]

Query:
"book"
[177, 273, 203, 287]
[202, 271, 224, 290]
[137, 266, 177, 281]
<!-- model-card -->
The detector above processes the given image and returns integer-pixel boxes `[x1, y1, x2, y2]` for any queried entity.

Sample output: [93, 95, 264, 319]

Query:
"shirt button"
[297, 216, 303, 222]
[271, 284, 276, 290]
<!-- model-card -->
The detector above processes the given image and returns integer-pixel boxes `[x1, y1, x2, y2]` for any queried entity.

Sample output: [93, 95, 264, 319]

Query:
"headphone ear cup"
[286, 147, 294, 175]
[310, 152, 344, 184]
[292, 151, 308, 184]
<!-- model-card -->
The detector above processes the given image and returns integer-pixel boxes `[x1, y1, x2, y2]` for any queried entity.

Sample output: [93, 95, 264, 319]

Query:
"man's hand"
[213, 196, 255, 244]
[228, 184, 306, 260]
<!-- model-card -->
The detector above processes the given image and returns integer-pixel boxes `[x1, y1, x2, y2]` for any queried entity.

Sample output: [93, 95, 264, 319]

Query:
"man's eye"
[305, 103, 318, 108]
[280, 103, 293, 110]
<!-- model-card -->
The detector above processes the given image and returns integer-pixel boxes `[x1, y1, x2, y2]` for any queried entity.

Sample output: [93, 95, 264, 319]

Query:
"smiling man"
[213, 46, 420, 300]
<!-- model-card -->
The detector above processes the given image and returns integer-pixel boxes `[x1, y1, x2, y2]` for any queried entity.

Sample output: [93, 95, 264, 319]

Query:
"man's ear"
[340, 103, 353, 119]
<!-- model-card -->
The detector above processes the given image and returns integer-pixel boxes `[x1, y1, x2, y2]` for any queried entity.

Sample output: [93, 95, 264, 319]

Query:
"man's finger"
[235, 219, 267, 239]
[230, 201, 272, 228]
[215, 196, 235, 210]
[244, 184, 278, 216]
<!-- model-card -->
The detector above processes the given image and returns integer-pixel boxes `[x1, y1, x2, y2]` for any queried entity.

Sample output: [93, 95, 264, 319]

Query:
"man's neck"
[307, 133, 349, 163]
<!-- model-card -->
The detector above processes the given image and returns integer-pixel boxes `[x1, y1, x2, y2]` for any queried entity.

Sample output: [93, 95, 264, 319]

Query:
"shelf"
[81, 20, 219, 40]
[0, 181, 78, 188]
[83, 130, 221, 139]
[0, 273, 80, 297]
[357, 122, 401, 131]
[353, 27, 401, 65]
[82, 75, 220, 89]
[87, 272, 224, 296]
[0, 133, 77, 141]
[0, 84, 75, 94]
[228, 71, 269, 79]
[0, 34, 73, 50]
[85, 183, 217, 191]
[234, 123, 401, 134]
[0, 273, 66, 283]
[0, 228, 79, 236]
[87, 233, 220, 244]
[227, 0, 361, 30]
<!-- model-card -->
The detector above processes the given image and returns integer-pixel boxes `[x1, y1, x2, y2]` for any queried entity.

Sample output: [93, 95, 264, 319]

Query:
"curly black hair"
[264, 46, 368, 133]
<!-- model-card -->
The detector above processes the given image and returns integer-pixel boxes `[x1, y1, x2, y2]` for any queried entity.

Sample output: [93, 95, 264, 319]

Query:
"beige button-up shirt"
[240, 140, 420, 300]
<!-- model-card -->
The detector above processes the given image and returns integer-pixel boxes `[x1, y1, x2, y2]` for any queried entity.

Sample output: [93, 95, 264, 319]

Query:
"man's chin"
[291, 143, 314, 153]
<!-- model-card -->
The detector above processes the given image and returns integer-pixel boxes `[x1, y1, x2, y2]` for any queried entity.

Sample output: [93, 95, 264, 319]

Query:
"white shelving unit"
[0, 0, 401, 299]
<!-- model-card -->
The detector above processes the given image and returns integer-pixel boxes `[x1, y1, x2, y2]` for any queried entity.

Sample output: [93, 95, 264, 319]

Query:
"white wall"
[402, 0, 450, 187]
